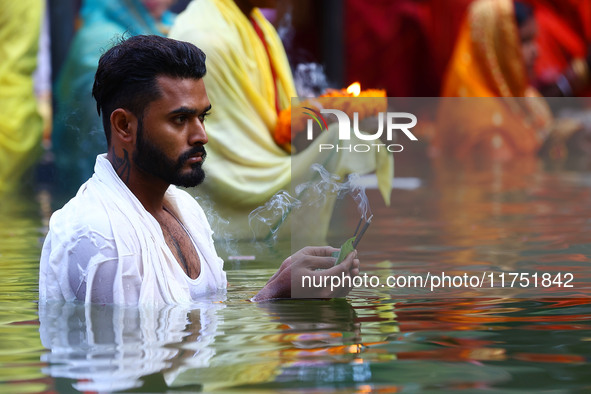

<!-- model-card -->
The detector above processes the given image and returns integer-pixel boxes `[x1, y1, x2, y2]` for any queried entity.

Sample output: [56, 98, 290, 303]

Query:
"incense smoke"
[294, 63, 329, 98]
[248, 190, 302, 242]
[194, 195, 239, 256]
[248, 164, 372, 243]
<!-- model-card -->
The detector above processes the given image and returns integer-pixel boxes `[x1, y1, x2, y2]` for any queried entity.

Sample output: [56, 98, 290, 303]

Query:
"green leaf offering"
[332, 236, 356, 266]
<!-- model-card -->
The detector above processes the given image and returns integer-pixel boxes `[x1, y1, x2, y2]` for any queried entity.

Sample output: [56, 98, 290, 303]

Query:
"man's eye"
[199, 112, 210, 123]
[174, 115, 187, 124]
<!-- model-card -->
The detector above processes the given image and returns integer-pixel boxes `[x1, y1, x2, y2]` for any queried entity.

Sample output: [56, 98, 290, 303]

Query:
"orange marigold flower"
[272, 88, 387, 149]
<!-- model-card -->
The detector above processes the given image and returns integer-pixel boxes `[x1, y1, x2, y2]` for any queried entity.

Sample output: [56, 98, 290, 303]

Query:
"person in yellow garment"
[0, 2, 44, 192]
[169, 0, 393, 245]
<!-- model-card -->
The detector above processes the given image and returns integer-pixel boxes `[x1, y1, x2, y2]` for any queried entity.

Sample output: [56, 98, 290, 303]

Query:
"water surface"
[2, 156, 591, 392]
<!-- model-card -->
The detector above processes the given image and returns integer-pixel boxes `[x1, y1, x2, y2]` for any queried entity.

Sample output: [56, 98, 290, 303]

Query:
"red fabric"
[344, 0, 472, 97]
[521, 0, 591, 96]
[251, 15, 281, 114]
[523, 1, 588, 79]
[344, 0, 591, 97]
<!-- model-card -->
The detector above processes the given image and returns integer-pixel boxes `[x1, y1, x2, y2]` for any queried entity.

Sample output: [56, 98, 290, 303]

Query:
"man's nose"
[189, 120, 208, 145]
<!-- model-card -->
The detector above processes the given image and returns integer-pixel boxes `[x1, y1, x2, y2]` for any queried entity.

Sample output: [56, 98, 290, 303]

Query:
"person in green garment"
[51, 0, 176, 195]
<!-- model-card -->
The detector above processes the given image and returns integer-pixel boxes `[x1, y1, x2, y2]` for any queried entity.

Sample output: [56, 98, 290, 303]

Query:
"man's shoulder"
[49, 188, 132, 239]
[50, 200, 107, 237]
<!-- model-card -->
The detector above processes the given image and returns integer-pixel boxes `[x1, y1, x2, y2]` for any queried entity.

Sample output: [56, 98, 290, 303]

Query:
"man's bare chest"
[158, 208, 201, 279]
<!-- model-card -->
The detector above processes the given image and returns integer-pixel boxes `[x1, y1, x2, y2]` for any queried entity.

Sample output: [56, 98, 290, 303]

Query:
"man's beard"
[133, 119, 206, 188]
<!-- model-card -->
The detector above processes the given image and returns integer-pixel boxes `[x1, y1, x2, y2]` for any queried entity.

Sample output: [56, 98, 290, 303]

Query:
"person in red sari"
[521, 0, 591, 96]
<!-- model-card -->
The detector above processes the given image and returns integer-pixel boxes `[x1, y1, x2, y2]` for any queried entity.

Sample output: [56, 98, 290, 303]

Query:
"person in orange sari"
[434, 0, 584, 161]
[430, 1, 591, 305]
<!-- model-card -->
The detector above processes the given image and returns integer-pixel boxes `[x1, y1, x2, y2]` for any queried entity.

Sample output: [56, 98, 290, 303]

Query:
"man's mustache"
[178, 145, 207, 165]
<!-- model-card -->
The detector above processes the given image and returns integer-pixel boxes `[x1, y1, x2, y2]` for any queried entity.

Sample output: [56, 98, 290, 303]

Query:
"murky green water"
[2, 156, 591, 393]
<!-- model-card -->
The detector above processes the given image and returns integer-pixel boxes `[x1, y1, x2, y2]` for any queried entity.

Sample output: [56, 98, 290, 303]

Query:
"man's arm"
[48, 216, 141, 305]
[66, 233, 119, 304]
[252, 246, 360, 301]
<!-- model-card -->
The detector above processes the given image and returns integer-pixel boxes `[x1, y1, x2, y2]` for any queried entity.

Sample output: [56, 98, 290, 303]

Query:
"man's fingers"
[299, 254, 338, 269]
[307, 250, 358, 274]
[321, 251, 359, 277]
[336, 250, 358, 269]
[319, 259, 359, 298]
[351, 261, 360, 277]
[324, 255, 358, 277]
[298, 246, 339, 257]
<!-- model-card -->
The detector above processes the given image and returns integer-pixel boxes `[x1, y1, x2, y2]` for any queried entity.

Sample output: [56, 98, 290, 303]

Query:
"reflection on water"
[39, 301, 222, 392]
[2, 156, 591, 392]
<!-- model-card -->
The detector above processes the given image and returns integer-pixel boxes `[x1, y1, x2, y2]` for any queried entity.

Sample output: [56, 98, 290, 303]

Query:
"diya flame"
[273, 82, 387, 148]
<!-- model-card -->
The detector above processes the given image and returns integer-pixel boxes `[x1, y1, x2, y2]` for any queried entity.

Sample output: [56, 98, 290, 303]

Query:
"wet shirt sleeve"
[67, 230, 119, 304]
[40, 220, 143, 305]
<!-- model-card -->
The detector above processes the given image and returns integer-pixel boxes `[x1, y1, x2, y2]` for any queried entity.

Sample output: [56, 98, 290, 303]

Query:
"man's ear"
[110, 108, 137, 144]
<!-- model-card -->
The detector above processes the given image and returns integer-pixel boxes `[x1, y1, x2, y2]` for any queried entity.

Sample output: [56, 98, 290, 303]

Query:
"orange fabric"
[442, 0, 530, 98]
[435, 0, 552, 160]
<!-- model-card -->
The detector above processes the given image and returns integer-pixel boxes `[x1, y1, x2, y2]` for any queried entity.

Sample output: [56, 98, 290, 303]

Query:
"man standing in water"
[39, 35, 359, 305]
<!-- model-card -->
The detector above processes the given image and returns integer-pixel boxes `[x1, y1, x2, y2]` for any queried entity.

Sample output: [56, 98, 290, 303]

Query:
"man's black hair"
[514, 1, 534, 28]
[92, 35, 207, 145]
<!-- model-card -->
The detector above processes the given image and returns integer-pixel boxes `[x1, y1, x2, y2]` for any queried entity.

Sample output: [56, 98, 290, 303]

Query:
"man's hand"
[251, 246, 360, 301]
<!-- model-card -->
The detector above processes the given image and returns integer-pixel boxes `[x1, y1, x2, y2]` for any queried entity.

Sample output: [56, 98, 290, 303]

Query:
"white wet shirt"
[39, 154, 227, 306]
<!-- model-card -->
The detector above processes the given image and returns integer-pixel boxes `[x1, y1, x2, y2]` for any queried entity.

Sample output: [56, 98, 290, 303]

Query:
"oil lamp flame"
[346, 82, 361, 97]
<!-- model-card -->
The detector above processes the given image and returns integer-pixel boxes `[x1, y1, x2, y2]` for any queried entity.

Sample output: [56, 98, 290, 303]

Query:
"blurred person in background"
[345, 0, 473, 97]
[434, 0, 590, 161]
[521, 0, 591, 97]
[51, 0, 176, 196]
[168, 0, 393, 244]
[0, 2, 44, 193]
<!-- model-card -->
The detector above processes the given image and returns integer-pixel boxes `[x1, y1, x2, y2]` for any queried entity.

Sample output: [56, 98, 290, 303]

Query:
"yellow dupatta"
[169, 0, 393, 242]
[170, 0, 295, 205]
